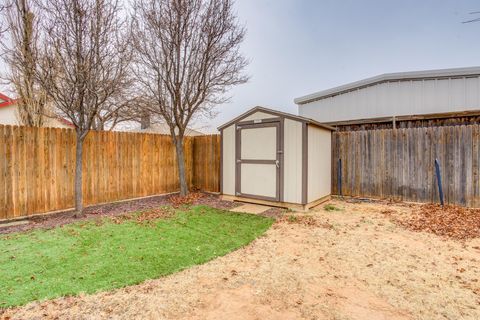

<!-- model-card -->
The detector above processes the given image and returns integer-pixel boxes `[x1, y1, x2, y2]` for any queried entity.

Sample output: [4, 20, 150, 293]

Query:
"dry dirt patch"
[3, 200, 480, 320]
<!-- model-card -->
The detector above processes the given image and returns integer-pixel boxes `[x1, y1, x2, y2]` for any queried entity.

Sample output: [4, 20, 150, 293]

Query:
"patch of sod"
[0, 206, 273, 308]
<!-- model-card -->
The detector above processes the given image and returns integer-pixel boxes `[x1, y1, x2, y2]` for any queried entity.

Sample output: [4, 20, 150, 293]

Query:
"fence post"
[434, 158, 444, 206]
[337, 158, 342, 198]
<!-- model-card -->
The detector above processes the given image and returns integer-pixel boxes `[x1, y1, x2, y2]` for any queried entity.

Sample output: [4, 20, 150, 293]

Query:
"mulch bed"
[383, 204, 480, 240]
[0, 193, 241, 235]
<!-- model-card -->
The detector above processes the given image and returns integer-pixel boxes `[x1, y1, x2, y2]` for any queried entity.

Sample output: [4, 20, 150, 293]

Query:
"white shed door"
[236, 122, 280, 201]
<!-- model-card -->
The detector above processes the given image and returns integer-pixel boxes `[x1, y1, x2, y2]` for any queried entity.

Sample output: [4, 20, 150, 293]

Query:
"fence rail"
[332, 125, 480, 207]
[0, 125, 220, 220]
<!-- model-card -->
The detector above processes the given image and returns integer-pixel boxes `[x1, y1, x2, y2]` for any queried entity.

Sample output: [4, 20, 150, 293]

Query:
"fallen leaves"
[110, 207, 175, 225]
[168, 192, 205, 208]
[384, 204, 480, 240]
[136, 208, 175, 224]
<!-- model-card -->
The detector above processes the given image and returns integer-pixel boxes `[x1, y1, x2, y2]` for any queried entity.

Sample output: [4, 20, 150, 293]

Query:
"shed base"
[221, 194, 331, 212]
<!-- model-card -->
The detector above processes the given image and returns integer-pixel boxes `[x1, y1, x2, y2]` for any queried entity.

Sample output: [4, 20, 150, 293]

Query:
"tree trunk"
[174, 136, 188, 196]
[141, 112, 150, 129]
[74, 134, 85, 217]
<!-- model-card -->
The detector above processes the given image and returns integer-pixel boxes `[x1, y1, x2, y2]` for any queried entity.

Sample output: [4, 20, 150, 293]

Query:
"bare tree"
[2, 0, 51, 126]
[37, 0, 131, 216]
[0, 4, 8, 38]
[132, 0, 248, 196]
[463, 11, 480, 23]
[91, 93, 146, 131]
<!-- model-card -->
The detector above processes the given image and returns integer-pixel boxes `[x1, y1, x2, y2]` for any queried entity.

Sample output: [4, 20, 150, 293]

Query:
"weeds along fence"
[0, 125, 220, 220]
[332, 124, 480, 207]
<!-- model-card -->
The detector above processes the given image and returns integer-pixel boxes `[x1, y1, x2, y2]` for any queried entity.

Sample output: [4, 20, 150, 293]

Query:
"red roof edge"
[0, 92, 13, 101]
[0, 93, 17, 108]
[57, 117, 75, 128]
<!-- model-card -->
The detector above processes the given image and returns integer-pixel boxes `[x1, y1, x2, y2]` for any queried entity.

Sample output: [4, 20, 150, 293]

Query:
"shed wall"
[299, 77, 480, 123]
[307, 125, 331, 202]
[222, 124, 236, 196]
[283, 118, 303, 203]
[242, 111, 274, 121]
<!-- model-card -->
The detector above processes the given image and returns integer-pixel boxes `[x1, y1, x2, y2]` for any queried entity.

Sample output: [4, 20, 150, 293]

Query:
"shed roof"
[217, 106, 335, 131]
[294, 66, 480, 105]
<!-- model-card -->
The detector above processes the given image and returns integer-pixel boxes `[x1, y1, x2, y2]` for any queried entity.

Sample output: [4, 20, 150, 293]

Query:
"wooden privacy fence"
[332, 125, 480, 207]
[192, 134, 221, 192]
[0, 125, 221, 220]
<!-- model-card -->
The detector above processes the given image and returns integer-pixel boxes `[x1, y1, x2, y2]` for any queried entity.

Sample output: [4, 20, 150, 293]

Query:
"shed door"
[236, 122, 281, 201]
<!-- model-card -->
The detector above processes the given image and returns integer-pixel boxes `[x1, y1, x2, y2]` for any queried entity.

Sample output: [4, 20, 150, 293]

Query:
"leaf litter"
[383, 203, 480, 240]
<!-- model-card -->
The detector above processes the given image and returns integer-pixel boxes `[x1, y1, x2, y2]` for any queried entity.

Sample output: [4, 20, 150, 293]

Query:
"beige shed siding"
[241, 163, 277, 198]
[307, 125, 331, 202]
[241, 126, 277, 160]
[222, 124, 236, 196]
[283, 118, 303, 203]
[241, 111, 273, 122]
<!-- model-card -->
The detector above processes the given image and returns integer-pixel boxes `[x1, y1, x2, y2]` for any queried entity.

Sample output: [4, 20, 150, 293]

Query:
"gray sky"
[202, 0, 480, 132]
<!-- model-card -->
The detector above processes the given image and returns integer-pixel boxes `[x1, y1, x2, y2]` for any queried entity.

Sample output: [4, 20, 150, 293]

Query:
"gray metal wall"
[299, 76, 480, 123]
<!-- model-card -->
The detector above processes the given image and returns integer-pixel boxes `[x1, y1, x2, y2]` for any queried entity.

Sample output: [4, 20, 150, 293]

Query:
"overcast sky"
[198, 0, 480, 132]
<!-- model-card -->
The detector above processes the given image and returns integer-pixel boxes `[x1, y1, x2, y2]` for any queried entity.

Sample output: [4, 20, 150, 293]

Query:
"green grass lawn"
[0, 205, 273, 308]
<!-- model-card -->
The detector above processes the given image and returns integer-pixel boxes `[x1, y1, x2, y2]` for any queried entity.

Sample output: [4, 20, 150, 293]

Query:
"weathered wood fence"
[332, 125, 480, 207]
[0, 125, 220, 220]
[193, 134, 221, 192]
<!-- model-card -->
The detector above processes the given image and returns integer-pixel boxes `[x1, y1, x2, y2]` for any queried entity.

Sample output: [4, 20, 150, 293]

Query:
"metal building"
[295, 67, 480, 129]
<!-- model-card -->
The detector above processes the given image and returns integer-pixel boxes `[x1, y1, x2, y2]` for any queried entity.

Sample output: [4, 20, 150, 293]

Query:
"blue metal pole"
[435, 158, 444, 206]
[337, 158, 342, 197]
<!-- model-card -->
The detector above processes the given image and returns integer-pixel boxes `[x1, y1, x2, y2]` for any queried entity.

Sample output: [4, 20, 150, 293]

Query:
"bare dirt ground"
[3, 199, 480, 320]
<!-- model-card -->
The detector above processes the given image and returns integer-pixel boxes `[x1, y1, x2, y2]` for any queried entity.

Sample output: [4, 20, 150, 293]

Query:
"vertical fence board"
[12, 126, 20, 217]
[5, 126, 14, 219]
[0, 126, 5, 218]
[473, 125, 480, 207]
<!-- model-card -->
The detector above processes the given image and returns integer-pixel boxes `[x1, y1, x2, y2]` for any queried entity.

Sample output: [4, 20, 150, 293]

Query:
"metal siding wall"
[299, 77, 480, 123]
[283, 119, 302, 204]
[222, 125, 236, 196]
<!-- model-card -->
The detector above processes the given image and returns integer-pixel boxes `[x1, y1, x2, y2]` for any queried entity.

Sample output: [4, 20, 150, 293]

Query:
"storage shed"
[218, 107, 334, 211]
